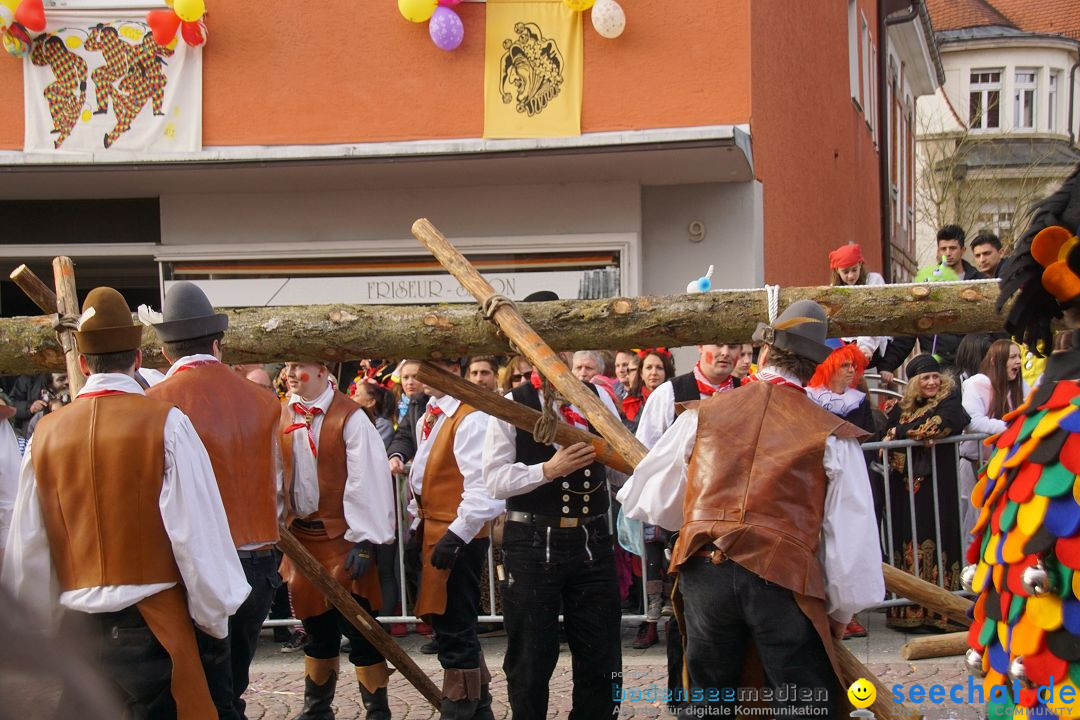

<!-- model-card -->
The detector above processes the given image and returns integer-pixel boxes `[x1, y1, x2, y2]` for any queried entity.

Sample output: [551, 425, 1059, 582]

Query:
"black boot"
[473, 685, 494, 720]
[439, 697, 480, 719]
[359, 686, 391, 720]
[292, 657, 338, 720]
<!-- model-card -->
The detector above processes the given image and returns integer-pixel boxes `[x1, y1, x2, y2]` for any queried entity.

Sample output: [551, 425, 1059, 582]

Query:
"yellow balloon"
[563, 0, 595, 10]
[173, 0, 205, 23]
[398, 0, 436, 23]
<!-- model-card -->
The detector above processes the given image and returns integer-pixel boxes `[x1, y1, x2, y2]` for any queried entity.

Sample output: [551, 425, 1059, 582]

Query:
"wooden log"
[412, 218, 649, 469]
[51, 258, 86, 396]
[10, 264, 58, 316]
[881, 564, 973, 627]
[0, 280, 1006, 375]
[275, 526, 441, 709]
[901, 632, 968, 661]
[415, 361, 635, 475]
[835, 642, 924, 720]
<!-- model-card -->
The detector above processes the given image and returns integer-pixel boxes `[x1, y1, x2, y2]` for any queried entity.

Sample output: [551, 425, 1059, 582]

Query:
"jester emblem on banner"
[499, 22, 563, 118]
[23, 12, 201, 154]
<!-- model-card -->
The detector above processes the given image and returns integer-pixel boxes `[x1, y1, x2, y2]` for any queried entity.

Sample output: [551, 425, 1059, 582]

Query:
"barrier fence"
[265, 431, 987, 630]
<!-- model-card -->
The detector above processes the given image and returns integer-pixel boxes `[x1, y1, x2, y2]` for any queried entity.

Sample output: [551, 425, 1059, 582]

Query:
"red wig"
[808, 343, 867, 390]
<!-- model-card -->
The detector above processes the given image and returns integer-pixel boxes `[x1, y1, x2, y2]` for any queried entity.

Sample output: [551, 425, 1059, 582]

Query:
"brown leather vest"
[33, 393, 180, 591]
[418, 403, 489, 540]
[670, 382, 866, 600]
[148, 362, 282, 547]
[279, 390, 361, 540]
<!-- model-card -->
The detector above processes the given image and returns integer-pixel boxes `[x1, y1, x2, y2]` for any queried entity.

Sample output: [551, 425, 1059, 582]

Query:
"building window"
[1049, 72, 1059, 133]
[848, 0, 860, 106]
[861, 13, 872, 120]
[1014, 69, 1037, 130]
[969, 69, 1001, 130]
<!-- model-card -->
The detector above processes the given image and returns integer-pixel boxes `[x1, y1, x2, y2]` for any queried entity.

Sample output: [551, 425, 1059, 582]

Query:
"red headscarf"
[828, 243, 865, 269]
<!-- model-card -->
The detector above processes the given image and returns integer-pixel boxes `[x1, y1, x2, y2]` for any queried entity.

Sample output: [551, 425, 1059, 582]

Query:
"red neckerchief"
[530, 370, 588, 427]
[171, 359, 218, 375]
[530, 370, 543, 390]
[421, 404, 444, 441]
[746, 370, 805, 393]
[693, 362, 735, 397]
[622, 395, 643, 421]
[80, 389, 125, 398]
[284, 401, 324, 457]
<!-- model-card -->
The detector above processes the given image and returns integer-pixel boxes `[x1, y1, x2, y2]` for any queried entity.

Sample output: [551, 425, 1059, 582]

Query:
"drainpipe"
[1069, 46, 1079, 145]
[880, 0, 921, 282]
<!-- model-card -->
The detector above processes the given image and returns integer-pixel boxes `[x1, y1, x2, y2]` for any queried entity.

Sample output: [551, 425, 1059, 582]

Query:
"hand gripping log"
[411, 219, 926, 718]
[276, 527, 442, 709]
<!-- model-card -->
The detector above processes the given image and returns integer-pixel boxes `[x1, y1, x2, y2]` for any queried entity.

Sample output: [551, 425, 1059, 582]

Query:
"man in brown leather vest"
[407, 358, 503, 719]
[618, 300, 885, 716]
[1, 286, 249, 720]
[146, 281, 283, 720]
[277, 361, 397, 720]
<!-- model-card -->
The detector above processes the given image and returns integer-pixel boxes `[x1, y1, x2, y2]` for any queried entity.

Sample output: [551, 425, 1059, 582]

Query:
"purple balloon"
[429, 6, 463, 51]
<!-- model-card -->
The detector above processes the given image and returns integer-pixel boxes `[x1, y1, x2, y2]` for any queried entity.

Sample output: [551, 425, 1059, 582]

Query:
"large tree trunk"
[0, 280, 1003, 374]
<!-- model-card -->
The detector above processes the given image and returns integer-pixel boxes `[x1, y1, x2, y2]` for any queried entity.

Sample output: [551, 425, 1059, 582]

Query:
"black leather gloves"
[344, 540, 375, 579]
[430, 530, 466, 570]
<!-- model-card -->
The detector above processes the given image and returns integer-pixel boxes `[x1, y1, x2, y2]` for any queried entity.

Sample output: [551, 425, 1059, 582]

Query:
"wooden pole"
[10, 264, 58, 316]
[881, 564, 973, 628]
[415, 361, 635, 475]
[900, 632, 968, 661]
[835, 642, 924, 720]
[51, 257, 85, 396]
[412, 218, 648, 468]
[276, 527, 441, 710]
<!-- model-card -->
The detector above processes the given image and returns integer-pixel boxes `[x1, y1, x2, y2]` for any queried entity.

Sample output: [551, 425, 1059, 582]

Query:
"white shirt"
[483, 387, 621, 500]
[617, 370, 885, 624]
[961, 373, 1028, 437]
[286, 382, 395, 545]
[408, 395, 504, 543]
[165, 355, 286, 549]
[1, 373, 249, 638]
[0, 420, 21, 551]
[635, 371, 736, 451]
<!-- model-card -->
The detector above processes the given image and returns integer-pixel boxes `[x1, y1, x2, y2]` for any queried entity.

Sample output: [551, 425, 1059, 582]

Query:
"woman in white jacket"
[959, 340, 1028, 537]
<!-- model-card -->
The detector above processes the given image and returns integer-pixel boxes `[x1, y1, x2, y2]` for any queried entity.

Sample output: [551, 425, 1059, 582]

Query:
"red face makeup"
[298, 371, 310, 383]
[703, 351, 715, 365]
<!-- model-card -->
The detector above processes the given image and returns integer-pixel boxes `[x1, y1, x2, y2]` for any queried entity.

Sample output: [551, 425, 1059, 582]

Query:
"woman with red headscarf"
[829, 243, 890, 368]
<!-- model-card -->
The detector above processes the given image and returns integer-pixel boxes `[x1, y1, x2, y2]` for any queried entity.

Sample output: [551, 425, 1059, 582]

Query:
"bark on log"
[900, 632, 968, 661]
[10, 264, 57, 317]
[51, 258, 86, 395]
[881, 565, 973, 628]
[276, 526, 441, 709]
[415, 361, 636, 475]
[0, 280, 1004, 375]
[835, 642, 924, 720]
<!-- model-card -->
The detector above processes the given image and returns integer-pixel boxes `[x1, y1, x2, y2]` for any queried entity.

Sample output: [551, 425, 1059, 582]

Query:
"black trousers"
[678, 558, 838, 716]
[58, 605, 174, 720]
[501, 519, 621, 720]
[199, 551, 281, 720]
[431, 537, 488, 670]
[302, 594, 384, 667]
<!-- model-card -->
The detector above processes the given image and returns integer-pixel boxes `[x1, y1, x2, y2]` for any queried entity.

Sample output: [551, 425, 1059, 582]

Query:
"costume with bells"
[146, 281, 285, 720]
[0, 287, 248, 719]
[618, 300, 884, 716]
[967, 164, 1080, 715]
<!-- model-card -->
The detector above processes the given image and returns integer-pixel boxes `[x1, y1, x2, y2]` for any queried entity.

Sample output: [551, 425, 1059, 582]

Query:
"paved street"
[243, 608, 978, 719]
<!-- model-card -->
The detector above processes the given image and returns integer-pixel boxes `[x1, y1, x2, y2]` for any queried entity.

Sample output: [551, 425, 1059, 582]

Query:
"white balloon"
[591, 0, 625, 39]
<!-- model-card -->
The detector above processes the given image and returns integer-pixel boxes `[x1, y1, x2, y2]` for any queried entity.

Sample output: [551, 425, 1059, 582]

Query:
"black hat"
[523, 290, 558, 302]
[153, 282, 229, 343]
[905, 353, 941, 378]
[752, 299, 831, 364]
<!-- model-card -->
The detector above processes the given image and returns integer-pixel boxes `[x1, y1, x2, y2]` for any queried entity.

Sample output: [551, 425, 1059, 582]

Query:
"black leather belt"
[293, 518, 324, 531]
[237, 548, 276, 560]
[505, 510, 606, 529]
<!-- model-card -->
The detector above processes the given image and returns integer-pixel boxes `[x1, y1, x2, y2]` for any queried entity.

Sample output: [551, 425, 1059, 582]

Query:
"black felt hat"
[152, 282, 228, 343]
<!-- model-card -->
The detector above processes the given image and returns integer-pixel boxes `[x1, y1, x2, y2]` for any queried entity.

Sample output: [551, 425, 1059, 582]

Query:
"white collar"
[164, 353, 220, 379]
[757, 365, 804, 388]
[428, 393, 462, 417]
[77, 373, 145, 397]
[290, 382, 335, 412]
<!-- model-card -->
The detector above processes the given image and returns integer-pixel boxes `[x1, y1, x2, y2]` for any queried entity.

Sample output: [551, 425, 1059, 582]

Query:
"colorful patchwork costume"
[969, 163, 1080, 716]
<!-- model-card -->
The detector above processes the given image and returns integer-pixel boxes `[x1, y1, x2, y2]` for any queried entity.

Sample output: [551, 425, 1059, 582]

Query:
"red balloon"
[147, 9, 181, 46]
[180, 19, 206, 47]
[15, 0, 46, 32]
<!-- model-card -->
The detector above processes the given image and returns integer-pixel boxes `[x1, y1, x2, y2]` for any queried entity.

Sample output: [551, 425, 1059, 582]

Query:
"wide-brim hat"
[73, 287, 143, 354]
[752, 299, 831, 364]
[153, 281, 229, 343]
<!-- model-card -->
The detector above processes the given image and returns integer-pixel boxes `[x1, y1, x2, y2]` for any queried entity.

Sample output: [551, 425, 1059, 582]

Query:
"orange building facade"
[0, 0, 938, 318]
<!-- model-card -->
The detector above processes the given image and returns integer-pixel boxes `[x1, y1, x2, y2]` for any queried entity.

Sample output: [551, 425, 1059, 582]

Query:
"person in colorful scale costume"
[968, 163, 1080, 716]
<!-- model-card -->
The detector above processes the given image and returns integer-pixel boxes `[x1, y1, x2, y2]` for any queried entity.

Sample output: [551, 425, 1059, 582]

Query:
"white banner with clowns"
[23, 11, 200, 155]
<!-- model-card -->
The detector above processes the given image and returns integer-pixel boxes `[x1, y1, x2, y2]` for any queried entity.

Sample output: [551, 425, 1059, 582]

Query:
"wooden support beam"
[836, 642, 924, 720]
[51, 257, 86, 396]
[881, 564, 973, 628]
[901, 632, 968, 661]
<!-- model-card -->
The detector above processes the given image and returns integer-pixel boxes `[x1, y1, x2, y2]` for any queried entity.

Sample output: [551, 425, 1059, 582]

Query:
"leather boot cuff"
[355, 662, 393, 693]
[441, 667, 482, 702]
[304, 655, 340, 686]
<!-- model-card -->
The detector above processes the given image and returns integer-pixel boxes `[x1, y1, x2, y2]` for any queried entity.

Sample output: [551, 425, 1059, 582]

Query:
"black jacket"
[387, 393, 428, 462]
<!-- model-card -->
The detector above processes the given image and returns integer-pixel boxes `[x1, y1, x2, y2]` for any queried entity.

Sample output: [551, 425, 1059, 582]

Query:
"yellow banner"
[484, 0, 582, 139]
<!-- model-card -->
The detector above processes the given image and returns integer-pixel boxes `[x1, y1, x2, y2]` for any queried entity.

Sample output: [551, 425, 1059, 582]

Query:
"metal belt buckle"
[559, 517, 579, 528]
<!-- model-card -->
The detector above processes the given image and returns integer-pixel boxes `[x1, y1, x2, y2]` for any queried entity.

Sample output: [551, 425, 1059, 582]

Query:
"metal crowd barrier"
[265, 432, 989, 629]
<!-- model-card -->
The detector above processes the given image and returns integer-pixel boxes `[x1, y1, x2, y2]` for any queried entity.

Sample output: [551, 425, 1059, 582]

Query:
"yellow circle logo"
[848, 678, 876, 709]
